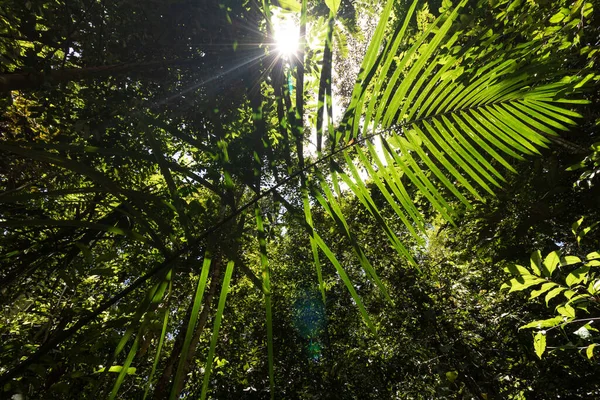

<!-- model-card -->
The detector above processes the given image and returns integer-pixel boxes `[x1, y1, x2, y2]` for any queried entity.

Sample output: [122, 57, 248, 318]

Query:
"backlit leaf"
[587, 343, 596, 359]
[534, 331, 546, 359]
[520, 316, 563, 330]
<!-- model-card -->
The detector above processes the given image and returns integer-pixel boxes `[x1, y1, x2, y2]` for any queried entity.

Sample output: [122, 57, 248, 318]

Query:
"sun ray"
[274, 17, 299, 59]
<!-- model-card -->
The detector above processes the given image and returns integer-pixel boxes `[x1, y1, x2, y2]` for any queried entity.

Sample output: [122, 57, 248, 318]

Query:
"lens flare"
[275, 19, 299, 58]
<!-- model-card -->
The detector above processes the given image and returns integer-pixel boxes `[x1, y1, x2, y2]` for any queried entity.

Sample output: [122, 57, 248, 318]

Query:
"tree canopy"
[1, 0, 599, 398]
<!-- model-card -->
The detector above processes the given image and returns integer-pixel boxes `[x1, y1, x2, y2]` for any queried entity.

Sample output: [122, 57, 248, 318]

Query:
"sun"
[274, 18, 299, 58]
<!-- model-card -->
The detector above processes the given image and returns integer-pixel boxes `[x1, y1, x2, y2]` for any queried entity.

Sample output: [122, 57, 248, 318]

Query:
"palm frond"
[254, 207, 275, 399]
[301, 189, 327, 304]
[170, 255, 212, 400]
[301, 182, 375, 333]
[200, 260, 235, 400]
[312, 172, 391, 302]
[108, 331, 140, 400]
[143, 279, 172, 400]
[334, 0, 585, 236]
[293, 0, 588, 339]
[104, 269, 172, 398]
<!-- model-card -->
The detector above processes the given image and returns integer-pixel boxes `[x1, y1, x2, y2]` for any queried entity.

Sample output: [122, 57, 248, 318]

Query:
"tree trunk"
[0, 58, 201, 92]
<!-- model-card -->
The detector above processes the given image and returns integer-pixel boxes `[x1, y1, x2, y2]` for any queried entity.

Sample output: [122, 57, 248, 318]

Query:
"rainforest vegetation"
[1, 0, 599, 398]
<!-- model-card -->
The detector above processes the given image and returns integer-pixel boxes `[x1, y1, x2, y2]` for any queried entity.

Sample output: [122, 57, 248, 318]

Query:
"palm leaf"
[290, 0, 587, 342]
[334, 158, 417, 266]
[0, 219, 146, 241]
[254, 207, 275, 399]
[200, 260, 235, 400]
[336, 0, 585, 237]
[300, 183, 375, 333]
[170, 255, 212, 400]
[312, 172, 391, 302]
[302, 189, 327, 304]
[103, 269, 172, 398]
[0, 142, 167, 248]
[143, 279, 173, 400]
[108, 332, 140, 400]
[311, 229, 376, 334]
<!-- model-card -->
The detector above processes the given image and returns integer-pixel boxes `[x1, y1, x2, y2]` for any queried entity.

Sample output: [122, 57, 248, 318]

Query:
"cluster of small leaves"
[503, 223, 600, 359]
[568, 141, 600, 189]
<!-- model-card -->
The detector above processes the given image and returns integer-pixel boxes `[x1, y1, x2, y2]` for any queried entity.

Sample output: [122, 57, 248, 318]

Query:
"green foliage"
[503, 225, 600, 360]
[568, 141, 600, 188]
[0, 0, 598, 398]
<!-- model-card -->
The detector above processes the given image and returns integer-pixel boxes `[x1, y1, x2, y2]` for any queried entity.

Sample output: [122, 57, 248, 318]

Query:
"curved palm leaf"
[297, 0, 588, 340]
[325, 0, 586, 237]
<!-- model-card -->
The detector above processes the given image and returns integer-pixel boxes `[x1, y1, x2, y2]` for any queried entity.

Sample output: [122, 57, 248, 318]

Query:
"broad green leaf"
[582, 2, 593, 18]
[530, 282, 558, 299]
[505, 264, 534, 277]
[520, 316, 563, 330]
[446, 370, 458, 383]
[530, 250, 543, 276]
[534, 331, 546, 359]
[572, 216, 584, 236]
[507, 275, 546, 292]
[588, 280, 600, 295]
[556, 304, 576, 319]
[564, 289, 577, 299]
[324, 0, 340, 14]
[566, 293, 591, 306]
[587, 252, 600, 261]
[543, 250, 561, 277]
[545, 287, 566, 306]
[582, 224, 600, 241]
[561, 256, 581, 266]
[549, 12, 565, 24]
[565, 266, 590, 287]
[587, 343, 596, 359]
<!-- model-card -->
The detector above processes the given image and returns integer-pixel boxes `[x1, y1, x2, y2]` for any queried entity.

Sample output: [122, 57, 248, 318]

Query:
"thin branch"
[544, 317, 600, 333]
